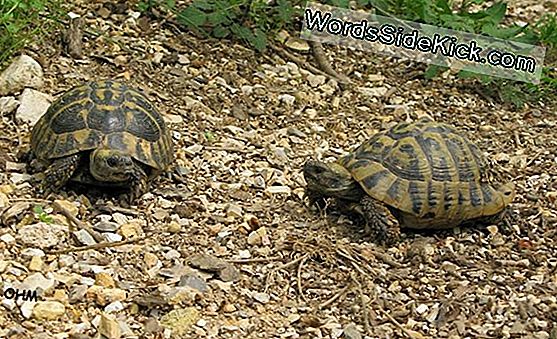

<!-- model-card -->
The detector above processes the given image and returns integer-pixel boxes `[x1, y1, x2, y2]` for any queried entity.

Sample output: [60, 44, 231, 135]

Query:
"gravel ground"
[0, 1, 556, 338]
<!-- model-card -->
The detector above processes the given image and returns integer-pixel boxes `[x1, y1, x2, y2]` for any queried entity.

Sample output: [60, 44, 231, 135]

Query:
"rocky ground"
[0, 1, 556, 338]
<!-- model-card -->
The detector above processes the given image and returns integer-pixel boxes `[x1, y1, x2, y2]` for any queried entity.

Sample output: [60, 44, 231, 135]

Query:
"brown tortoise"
[30, 80, 173, 201]
[303, 118, 515, 243]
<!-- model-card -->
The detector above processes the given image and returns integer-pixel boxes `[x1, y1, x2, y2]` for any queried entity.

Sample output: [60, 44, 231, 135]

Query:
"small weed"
[33, 205, 53, 224]
[204, 130, 216, 143]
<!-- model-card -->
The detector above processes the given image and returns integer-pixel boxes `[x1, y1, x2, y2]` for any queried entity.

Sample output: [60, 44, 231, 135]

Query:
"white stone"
[104, 300, 125, 313]
[178, 54, 190, 65]
[164, 249, 181, 260]
[9, 172, 32, 184]
[357, 86, 388, 97]
[20, 301, 35, 319]
[415, 303, 429, 314]
[265, 186, 291, 195]
[2, 297, 16, 310]
[73, 229, 97, 246]
[21, 272, 55, 293]
[226, 204, 242, 218]
[17, 222, 66, 248]
[0, 233, 16, 244]
[307, 74, 326, 87]
[0, 96, 19, 114]
[240, 85, 253, 95]
[21, 248, 45, 257]
[253, 292, 270, 304]
[16, 88, 51, 125]
[163, 114, 184, 124]
[0, 55, 44, 95]
[103, 232, 123, 242]
[278, 94, 295, 105]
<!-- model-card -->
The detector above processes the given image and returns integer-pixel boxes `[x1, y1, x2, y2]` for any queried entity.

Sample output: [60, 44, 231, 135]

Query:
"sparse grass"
[0, 0, 64, 68]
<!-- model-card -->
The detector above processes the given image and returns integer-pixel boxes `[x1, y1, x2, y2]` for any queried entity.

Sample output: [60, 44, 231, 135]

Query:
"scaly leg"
[128, 164, 149, 203]
[304, 189, 328, 210]
[41, 154, 81, 193]
[361, 195, 401, 244]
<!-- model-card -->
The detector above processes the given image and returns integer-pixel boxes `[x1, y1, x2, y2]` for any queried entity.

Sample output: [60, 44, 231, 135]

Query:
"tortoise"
[303, 118, 515, 243]
[30, 80, 174, 201]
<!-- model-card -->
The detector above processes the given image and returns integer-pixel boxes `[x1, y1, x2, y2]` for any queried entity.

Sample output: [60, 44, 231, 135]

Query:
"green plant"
[139, 0, 557, 106]
[0, 0, 63, 67]
[369, 0, 557, 106]
[33, 205, 53, 224]
[138, 0, 302, 51]
[204, 130, 216, 143]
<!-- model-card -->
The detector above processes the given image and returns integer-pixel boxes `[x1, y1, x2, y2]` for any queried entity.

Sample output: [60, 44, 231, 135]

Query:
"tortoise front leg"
[42, 154, 81, 194]
[360, 195, 401, 244]
[304, 189, 328, 210]
[128, 164, 149, 202]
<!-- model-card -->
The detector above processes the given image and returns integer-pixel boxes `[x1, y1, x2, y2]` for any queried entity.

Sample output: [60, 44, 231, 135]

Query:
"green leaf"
[178, 6, 207, 27]
[424, 65, 445, 79]
[165, 0, 176, 9]
[481, 24, 524, 39]
[484, 2, 507, 25]
[356, 0, 371, 6]
[252, 29, 267, 51]
[192, 0, 214, 11]
[212, 25, 229, 38]
[328, 0, 350, 8]
[458, 70, 479, 79]
[33, 205, 44, 214]
[231, 23, 254, 41]
[276, 0, 293, 23]
[204, 131, 216, 142]
[435, 0, 452, 14]
[39, 214, 53, 224]
[207, 11, 229, 26]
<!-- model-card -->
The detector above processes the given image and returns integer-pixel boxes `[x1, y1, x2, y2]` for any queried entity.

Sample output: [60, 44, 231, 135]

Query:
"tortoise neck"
[336, 182, 365, 202]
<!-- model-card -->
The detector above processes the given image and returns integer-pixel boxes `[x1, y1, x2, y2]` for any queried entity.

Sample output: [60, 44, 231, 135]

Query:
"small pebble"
[253, 292, 270, 304]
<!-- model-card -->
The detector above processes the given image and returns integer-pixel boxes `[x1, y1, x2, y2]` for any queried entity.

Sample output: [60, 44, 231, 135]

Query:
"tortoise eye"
[107, 157, 118, 167]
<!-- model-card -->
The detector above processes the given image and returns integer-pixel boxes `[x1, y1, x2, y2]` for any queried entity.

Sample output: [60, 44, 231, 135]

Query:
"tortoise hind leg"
[42, 154, 81, 193]
[361, 195, 401, 244]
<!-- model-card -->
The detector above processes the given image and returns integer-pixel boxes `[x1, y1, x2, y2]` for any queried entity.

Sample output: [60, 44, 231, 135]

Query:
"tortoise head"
[90, 148, 135, 182]
[303, 159, 362, 201]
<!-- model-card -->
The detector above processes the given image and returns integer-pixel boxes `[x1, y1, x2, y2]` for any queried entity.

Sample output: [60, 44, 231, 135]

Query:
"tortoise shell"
[338, 119, 514, 228]
[31, 80, 173, 171]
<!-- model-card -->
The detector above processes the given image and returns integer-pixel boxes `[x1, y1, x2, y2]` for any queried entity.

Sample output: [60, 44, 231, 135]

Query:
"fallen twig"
[368, 248, 402, 268]
[377, 306, 421, 339]
[351, 273, 371, 335]
[319, 284, 351, 309]
[297, 255, 309, 303]
[309, 41, 351, 84]
[47, 235, 148, 254]
[227, 256, 283, 264]
[52, 200, 104, 243]
[269, 43, 341, 83]
[264, 254, 309, 292]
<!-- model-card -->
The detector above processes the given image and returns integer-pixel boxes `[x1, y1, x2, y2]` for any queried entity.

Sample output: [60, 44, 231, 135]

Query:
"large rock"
[15, 88, 51, 125]
[17, 222, 66, 248]
[0, 55, 44, 96]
